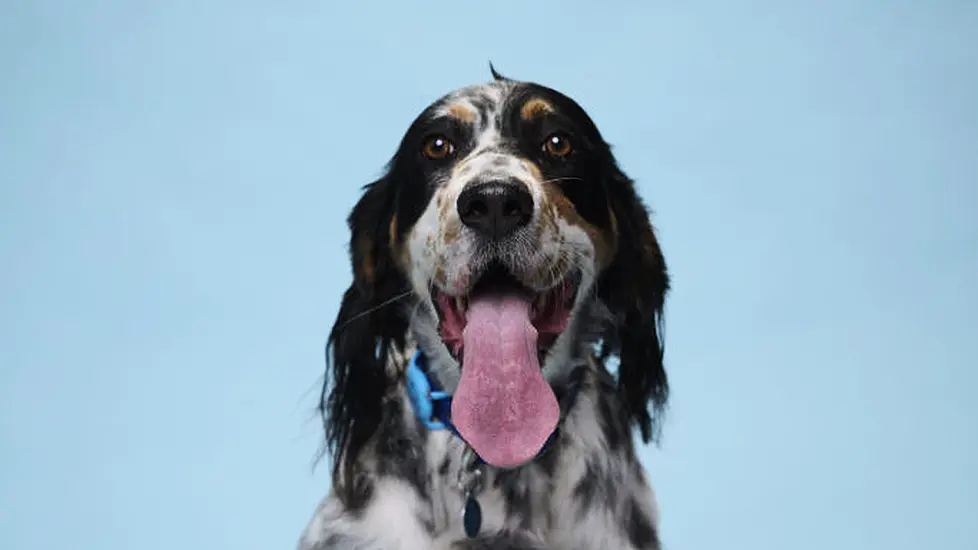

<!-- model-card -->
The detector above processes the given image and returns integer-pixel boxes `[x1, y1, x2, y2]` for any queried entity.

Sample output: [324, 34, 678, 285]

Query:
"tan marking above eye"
[543, 133, 573, 157]
[446, 103, 477, 123]
[422, 135, 455, 160]
[520, 98, 554, 121]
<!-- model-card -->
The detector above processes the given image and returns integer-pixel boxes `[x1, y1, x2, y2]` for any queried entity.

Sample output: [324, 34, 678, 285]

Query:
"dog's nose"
[457, 181, 534, 240]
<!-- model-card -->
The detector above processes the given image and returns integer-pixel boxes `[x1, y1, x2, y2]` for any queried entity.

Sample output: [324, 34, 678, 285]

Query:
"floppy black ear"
[320, 174, 408, 492]
[598, 170, 670, 444]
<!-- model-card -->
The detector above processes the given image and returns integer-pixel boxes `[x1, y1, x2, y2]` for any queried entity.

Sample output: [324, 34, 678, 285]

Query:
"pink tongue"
[451, 292, 560, 468]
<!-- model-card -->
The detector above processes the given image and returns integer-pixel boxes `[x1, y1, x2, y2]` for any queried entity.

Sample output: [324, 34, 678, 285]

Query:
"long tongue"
[451, 292, 560, 468]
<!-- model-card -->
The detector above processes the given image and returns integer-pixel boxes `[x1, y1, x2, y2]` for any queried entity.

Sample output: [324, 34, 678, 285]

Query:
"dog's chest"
[423, 430, 553, 543]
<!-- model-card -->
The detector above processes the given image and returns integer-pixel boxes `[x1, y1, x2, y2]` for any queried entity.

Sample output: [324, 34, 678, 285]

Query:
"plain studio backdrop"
[1, 1, 975, 549]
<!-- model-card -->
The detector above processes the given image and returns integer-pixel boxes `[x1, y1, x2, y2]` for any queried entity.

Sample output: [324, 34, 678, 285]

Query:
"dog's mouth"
[433, 263, 578, 365]
[430, 263, 578, 469]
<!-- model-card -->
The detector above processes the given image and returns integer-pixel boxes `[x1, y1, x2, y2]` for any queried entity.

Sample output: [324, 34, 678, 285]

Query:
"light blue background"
[2, 1, 975, 549]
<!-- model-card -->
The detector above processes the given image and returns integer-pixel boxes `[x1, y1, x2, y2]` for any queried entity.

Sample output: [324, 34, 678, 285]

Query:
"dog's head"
[322, 68, 669, 474]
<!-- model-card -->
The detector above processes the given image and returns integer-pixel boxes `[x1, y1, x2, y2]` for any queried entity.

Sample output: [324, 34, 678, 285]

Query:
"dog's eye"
[422, 135, 455, 160]
[543, 133, 573, 157]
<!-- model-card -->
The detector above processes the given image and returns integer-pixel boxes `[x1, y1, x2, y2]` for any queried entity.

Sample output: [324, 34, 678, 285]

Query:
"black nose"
[457, 181, 534, 240]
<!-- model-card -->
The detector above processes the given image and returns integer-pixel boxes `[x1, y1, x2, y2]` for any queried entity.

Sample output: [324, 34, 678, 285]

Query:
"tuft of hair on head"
[488, 60, 509, 81]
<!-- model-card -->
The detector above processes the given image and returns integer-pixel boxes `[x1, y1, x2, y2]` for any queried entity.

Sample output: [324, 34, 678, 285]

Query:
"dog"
[299, 67, 670, 550]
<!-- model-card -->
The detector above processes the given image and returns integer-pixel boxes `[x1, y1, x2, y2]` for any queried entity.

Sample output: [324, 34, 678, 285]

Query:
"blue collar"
[405, 351, 456, 432]
[405, 350, 583, 466]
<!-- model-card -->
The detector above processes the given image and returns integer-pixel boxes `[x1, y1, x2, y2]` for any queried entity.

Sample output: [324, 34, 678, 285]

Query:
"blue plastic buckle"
[406, 351, 452, 430]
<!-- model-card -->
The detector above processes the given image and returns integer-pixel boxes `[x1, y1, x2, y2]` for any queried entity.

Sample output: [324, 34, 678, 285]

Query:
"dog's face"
[394, 79, 625, 385]
[325, 70, 669, 471]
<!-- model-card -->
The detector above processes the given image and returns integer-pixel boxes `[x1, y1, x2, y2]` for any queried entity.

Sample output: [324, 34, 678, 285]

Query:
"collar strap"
[405, 350, 584, 466]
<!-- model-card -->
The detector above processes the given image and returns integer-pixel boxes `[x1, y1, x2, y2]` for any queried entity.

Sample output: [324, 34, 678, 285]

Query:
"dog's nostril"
[462, 198, 489, 219]
[457, 180, 534, 240]
[503, 199, 522, 217]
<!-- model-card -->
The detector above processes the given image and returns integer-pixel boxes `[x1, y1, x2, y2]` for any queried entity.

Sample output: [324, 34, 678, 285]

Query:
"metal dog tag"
[462, 492, 482, 538]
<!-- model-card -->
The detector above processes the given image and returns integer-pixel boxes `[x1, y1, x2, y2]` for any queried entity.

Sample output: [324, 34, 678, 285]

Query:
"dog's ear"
[598, 169, 670, 444]
[321, 174, 408, 491]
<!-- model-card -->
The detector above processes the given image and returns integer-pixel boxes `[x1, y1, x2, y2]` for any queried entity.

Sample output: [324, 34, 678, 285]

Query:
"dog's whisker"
[335, 290, 413, 329]
[540, 176, 585, 185]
